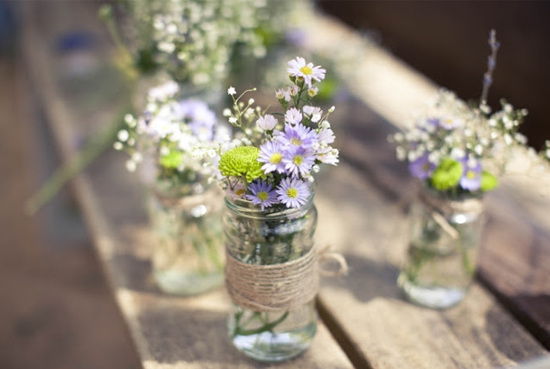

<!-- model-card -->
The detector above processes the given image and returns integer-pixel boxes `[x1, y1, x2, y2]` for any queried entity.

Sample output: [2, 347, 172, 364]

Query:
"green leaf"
[431, 158, 463, 191]
[481, 171, 498, 191]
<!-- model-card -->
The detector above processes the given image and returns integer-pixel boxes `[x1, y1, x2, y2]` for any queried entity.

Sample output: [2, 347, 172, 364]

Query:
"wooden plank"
[21, 2, 353, 368]
[480, 192, 550, 349]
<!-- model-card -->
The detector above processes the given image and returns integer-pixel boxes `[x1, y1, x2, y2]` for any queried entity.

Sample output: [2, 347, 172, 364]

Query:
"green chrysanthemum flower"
[160, 151, 183, 169]
[481, 171, 498, 191]
[219, 146, 264, 182]
[431, 158, 463, 191]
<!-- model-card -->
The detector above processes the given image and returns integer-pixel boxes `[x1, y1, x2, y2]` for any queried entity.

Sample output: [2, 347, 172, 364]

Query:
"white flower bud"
[117, 130, 129, 142]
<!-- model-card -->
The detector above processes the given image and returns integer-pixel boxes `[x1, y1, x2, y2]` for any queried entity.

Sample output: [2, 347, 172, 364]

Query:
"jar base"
[154, 270, 224, 296]
[398, 274, 467, 309]
[230, 322, 317, 362]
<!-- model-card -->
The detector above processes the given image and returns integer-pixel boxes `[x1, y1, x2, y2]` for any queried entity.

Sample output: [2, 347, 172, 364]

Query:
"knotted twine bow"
[225, 244, 348, 312]
[419, 189, 484, 240]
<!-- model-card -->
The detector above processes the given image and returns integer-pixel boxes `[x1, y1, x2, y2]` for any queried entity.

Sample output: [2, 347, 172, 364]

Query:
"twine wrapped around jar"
[225, 244, 347, 312]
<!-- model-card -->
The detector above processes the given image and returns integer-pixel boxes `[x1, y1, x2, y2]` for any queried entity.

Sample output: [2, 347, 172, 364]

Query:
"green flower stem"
[196, 220, 223, 271]
[98, 5, 135, 68]
[189, 223, 209, 275]
[460, 238, 474, 277]
[233, 311, 289, 337]
[25, 104, 132, 215]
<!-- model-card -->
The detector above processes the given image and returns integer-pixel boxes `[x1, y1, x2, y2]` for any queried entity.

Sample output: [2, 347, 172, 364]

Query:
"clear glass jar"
[149, 180, 225, 296]
[223, 195, 318, 362]
[398, 188, 485, 309]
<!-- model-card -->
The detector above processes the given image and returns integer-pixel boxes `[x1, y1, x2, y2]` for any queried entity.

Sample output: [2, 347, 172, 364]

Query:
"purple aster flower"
[188, 121, 214, 141]
[276, 177, 311, 208]
[283, 146, 316, 178]
[287, 57, 326, 88]
[459, 160, 482, 191]
[439, 116, 463, 130]
[176, 99, 216, 141]
[277, 123, 318, 149]
[426, 117, 440, 128]
[408, 154, 435, 180]
[246, 180, 277, 210]
[258, 141, 286, 174]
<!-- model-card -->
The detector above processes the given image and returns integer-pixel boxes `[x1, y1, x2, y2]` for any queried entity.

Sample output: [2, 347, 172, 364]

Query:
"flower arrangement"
[114, 80, 230, 188]
[219, 57, 340, 361]
[218, 56, 338, 209]
[113, 79, 233, 295]
[393, 30, 535, 309]
[100, 0, 271, 87]
[391, 30, 529, 195]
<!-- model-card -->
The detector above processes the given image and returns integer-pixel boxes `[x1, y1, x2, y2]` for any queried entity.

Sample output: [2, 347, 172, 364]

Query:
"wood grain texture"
[315, 164, 546, 369]
[480, 192, 550, 349]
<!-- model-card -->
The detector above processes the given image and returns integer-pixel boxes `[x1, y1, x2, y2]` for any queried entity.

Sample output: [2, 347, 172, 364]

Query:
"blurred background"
[1, 1, 548, 368]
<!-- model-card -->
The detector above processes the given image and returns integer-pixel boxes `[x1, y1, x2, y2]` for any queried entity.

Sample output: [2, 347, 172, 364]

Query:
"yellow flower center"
[300, 65, 313, 75]
[293, 155, 303, 165]
[290, 137, 302, 146]
[287, 188, 298, 199]
[236, 188, 246, 196]
[269, 153, 282, 164]
[467, 170, 476, 179]
[257, 191, 269, 201]
[422, 163, 431, 171]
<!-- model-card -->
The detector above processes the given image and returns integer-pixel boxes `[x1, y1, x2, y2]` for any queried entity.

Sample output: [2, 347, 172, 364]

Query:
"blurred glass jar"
[148, 179, 225, 296]
[398, 188, 485, 309]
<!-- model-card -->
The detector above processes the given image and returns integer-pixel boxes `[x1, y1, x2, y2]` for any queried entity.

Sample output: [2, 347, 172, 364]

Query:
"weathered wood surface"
[301, 14, 550, 358]
[22, 1, 550, 369]
[480, 192, 550, 350]
[21, 2, 353, 368]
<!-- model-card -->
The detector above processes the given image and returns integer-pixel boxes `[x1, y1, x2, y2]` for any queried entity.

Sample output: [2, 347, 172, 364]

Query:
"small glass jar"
[223, 195, 318, 362]
[149, 179, 225, 296]
[398, 188, 485, 309]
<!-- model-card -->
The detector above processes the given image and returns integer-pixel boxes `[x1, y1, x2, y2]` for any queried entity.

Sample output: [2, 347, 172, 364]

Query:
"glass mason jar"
[398, 188, 485, 309]
[148, 179, 225, 296]
[223, 195, 319, 362]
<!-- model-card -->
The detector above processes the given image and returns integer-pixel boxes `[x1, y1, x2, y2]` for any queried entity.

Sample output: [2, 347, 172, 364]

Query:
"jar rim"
[224, 192, 315, 220]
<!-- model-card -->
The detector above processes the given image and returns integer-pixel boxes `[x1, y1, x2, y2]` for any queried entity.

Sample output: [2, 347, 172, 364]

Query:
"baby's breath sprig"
[391, 30, 532, 195]
[114, 80, 232, 187]
[226, 87, 259, 129]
